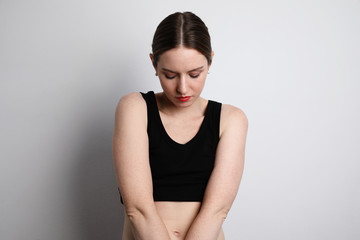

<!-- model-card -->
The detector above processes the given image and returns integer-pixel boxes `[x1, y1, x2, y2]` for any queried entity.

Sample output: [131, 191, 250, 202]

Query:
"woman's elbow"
[124, 205, 143, 221]
[201, 205, 230, 223]
[216, 207, 230, 222]
[123, 200, 156, 223]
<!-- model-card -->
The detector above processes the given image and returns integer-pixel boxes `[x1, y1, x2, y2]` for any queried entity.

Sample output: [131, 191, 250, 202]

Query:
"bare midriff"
[122, 201, 225, 240]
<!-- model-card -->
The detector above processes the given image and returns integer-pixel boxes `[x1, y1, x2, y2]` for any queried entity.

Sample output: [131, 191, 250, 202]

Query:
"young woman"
[113, 12, 248, 240]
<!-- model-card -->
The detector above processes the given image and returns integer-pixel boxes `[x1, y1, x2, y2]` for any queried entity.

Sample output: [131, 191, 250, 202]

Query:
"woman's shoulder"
[115, 92, 147, 119]
[118, 92, 144, 104]
[117, 92, 146, 107]
[219, 103, 248, 136]
[220, 103, 247, 122]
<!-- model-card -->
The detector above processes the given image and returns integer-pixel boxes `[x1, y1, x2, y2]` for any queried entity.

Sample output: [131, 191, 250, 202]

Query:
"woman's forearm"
[126, 207, 171, 240]
[185, 210, 227, 240]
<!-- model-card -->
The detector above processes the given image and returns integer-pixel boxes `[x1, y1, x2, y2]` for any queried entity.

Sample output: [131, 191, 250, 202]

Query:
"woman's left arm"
[185, 105, 248, 240]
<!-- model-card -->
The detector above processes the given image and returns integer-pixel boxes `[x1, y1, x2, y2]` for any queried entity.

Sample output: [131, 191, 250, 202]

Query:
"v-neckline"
[152, 93, 210, 147]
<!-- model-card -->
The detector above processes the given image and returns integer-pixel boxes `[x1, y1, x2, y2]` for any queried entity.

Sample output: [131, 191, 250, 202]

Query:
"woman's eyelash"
[165, 74, 176, 79]
[190, 74, 200, 78]
[164, 73, 200, 79]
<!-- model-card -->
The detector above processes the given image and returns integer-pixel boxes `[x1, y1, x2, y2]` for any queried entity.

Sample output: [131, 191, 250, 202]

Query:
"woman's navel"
[172, 229, 183, 239]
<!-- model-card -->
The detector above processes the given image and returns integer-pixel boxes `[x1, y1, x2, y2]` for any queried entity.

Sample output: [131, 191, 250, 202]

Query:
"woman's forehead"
[158, 47, 207, 70]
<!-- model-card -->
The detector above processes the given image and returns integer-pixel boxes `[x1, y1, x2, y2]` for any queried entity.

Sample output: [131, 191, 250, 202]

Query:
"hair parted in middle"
[151, 12, 212, 68]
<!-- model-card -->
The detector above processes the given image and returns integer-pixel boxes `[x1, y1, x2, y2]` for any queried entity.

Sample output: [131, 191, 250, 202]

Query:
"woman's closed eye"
[189, 70, 203, 78]
[189, 73, 200, 78]
[163, 71, 201, 79]
[165, 73, 177, 79]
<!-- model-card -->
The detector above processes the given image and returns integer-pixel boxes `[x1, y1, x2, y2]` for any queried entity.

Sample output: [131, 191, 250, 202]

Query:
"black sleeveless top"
[142, 91, 222, 202]
[118, 91, 222, 203]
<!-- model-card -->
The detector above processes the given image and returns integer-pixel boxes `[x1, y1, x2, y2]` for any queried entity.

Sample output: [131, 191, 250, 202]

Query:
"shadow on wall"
[70, 72, 135, 239]
[73, 125, 124, 239]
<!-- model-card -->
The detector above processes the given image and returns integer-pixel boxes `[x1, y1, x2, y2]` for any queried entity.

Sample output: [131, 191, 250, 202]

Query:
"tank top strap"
[206, 100, 222, 142]
[140, 91, 156, 106]
[140, 91, 158, 131]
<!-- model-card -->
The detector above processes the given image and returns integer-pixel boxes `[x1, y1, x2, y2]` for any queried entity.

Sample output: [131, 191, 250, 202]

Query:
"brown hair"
[151, 12, 212, 67]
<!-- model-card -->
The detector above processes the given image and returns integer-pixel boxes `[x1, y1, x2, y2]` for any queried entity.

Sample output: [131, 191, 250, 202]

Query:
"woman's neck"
[156, 92, 207, 118]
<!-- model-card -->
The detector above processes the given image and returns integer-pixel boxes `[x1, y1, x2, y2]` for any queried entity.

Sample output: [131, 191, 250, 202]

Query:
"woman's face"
[152, 46, 212, 108]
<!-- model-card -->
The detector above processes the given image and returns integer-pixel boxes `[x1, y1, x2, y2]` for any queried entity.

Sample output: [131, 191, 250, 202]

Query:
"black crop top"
[118, 91, 222, 203]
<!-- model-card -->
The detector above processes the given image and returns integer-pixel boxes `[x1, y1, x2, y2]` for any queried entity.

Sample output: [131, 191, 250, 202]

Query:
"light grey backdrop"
[1, 0, 359, 239]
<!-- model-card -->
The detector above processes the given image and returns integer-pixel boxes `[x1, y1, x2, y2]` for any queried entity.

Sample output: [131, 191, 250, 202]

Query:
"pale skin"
[113, 46, 248, 239]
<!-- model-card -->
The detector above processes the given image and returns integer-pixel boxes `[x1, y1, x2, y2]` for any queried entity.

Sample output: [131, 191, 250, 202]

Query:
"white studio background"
[1, 0, 359, 239]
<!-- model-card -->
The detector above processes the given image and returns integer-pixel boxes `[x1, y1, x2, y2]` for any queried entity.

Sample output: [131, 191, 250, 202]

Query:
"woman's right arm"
[113, 93, 171, 240]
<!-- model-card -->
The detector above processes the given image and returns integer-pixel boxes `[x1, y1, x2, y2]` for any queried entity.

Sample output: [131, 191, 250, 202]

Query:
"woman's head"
[151, 12, 212, 68]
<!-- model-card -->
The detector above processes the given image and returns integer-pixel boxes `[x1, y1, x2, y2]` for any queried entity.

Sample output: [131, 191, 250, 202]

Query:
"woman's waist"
[122, 201, 224, 240]
[155, 201, 201, 239]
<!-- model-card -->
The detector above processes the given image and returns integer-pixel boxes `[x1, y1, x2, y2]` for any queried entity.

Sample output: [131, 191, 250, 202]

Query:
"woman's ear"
[209, 51, 215, 68]
[150, 53, 158, 74]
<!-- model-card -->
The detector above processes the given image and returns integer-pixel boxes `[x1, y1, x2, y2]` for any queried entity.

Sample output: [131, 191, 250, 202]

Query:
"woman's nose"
[176, 75, 187, 94]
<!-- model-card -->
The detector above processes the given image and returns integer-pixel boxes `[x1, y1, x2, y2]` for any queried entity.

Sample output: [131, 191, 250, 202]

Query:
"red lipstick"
[176, 96, 191, 102]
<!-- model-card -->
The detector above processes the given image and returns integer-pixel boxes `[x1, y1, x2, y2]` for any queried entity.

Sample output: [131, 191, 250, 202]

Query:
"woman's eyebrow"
[189, 66, 204, 72]
[161, 66, 204, 73]
[161, 68, 177, 73]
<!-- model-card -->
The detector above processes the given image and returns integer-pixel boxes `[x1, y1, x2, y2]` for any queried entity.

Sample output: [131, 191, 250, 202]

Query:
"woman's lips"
[176, 96, 191, 102]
